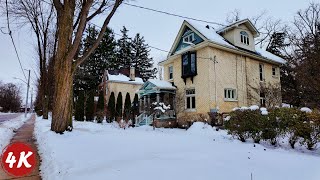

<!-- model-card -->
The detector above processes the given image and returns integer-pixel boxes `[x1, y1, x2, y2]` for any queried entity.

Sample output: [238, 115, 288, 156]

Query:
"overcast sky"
[0, 0, 313, 101]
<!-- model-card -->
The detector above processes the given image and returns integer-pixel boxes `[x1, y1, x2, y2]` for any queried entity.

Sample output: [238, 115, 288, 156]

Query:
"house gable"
[168, 21, 206, 57]
[173, 26, 204, 54]
[217, 19, 258, 52]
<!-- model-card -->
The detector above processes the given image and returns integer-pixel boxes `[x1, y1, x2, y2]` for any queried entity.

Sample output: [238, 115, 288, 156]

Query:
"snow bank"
[0, 114, 30, 152]
[34, 117, 320, 180]
[301, 107, 312, 113]
[187, 122, 214, 135]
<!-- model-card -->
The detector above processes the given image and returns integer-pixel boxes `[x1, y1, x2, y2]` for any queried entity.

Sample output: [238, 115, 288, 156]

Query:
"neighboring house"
[159, 19, 285, 116]
[137, 79, 176, 127]
[100, 67, 144, 117]
[101, 67, 176, 127]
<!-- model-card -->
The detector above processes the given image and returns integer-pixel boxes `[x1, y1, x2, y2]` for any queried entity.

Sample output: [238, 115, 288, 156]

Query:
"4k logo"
[1, 142, 36, 177]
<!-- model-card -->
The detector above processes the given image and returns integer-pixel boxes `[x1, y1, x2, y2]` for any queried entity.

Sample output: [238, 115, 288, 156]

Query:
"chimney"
[129, 67, 135, 81]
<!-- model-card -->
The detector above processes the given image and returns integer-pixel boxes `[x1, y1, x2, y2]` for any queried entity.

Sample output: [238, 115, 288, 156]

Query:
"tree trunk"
[51, 2, 75, 133]
[42, 68, 49, 119]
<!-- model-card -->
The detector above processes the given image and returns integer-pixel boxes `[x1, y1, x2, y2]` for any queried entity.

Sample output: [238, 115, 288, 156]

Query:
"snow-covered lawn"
[0, 114, 30, 152]
[34, 117, 320, 180]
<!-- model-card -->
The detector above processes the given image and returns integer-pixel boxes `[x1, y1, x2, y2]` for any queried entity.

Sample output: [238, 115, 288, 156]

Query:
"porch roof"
[138, 79, 176, 96]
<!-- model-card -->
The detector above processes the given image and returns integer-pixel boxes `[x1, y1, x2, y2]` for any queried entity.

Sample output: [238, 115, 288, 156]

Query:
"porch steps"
[138, 117, 153, 126]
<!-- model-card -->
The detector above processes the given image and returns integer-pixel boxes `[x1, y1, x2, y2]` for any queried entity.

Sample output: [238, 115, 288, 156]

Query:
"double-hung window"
[185, 89, 196, 110]
[259, 64, 264, 81]
[260, 92, 266, 107]
[240, 31, 249, 45]
[272, 66, 277, 77]
[224, 88, 237, 101]
[169, 66, 173, 80]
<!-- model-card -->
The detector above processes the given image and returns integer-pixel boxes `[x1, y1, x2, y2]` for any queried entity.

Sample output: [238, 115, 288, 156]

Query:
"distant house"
[100, 67, 144, 119]
[159, 19, 285, 116]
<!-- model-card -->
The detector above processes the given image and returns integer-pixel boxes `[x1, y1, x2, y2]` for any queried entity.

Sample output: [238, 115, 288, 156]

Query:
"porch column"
[147, 95, 151, 113]
[156, 93, 160, 104]
[143, 95, 147, 113]
[139, 98, 142, 113]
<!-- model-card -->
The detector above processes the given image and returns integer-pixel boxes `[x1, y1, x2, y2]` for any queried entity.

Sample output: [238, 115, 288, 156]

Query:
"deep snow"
[34, 118, 320, 180]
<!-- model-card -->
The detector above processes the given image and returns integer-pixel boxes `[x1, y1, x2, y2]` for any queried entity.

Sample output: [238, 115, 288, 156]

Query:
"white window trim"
[224, 88, 238, 101]
[183, 33, 195, 44]
[168, 65, 173, 80]
[185, 88, 196, 111]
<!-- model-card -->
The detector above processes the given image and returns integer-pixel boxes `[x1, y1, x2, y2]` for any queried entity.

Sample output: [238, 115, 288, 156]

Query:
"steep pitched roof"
[164, 20, 285, 65]
[216, 19, 260, 37]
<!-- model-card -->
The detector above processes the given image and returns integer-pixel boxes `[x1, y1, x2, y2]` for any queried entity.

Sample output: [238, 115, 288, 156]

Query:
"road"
[0, 113, 22, 124]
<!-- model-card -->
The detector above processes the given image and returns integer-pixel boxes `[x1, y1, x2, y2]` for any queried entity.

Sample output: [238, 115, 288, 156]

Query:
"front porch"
[135, 79, 177, 127]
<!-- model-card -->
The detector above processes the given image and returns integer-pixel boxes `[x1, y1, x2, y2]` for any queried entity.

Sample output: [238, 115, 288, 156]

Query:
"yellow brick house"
[159, 19, 285, 116]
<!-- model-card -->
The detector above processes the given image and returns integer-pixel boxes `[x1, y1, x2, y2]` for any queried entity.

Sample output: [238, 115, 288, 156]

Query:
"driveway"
[0, 113, 22, 124]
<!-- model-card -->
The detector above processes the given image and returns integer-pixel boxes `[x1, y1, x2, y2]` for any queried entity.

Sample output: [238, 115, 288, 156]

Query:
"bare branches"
[66, 0, 94, 62]
[225, 9, 241, 24]
[74, 0, 123, 68]
[53, 0, 63, 13]
[87, 0, 107, 21]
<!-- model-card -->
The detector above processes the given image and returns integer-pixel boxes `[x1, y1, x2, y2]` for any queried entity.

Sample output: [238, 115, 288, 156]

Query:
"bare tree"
[5, 0, 56, 119]
[175, 90, 185, 117]
[225, 9, 241, 24]
[0, 82, 22, 112]
[261, 83, 282, 108]
[285, 3, 320, 108]
[51, 0, 123, 133]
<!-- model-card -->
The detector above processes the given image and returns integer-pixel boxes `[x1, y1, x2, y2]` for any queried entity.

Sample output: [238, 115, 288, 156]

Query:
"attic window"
[183, 33, 195, 43]
[240, 31, 249, 45]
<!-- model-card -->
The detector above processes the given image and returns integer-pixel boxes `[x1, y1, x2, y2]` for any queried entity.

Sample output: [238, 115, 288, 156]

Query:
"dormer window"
[183, 33, 195, 43]
[240, 31, 249, 45]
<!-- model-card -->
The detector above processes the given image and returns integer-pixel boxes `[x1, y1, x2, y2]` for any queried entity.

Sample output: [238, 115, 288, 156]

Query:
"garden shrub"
[300, 111, 320, 150]
[226, 107, 320, 150]
[96, 110, 104, 123]
[225, 109, 264, 142]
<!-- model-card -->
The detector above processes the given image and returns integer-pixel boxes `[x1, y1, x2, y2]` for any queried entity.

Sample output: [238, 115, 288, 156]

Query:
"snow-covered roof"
[147, 79, 176, 90]
[255, 47, 286, 64]
[107, 73, 144, 85]
[187, 20, 234, 48]
[165, 20, 286, 65]
[187, 20, 285, 64]
[216, 19, 259, 37]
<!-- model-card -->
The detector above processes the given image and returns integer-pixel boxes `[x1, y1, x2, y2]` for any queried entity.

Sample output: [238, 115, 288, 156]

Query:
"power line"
[5, 0, 28, 81]
[122, 2, 226, 26]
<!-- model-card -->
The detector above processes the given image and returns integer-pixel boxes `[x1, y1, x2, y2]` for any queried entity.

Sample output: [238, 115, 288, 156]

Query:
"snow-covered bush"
[226, 106, 320, 150]
[301, 111, 320, 150]
[300, 107, 312, 113]
[177, 113, 211, 129]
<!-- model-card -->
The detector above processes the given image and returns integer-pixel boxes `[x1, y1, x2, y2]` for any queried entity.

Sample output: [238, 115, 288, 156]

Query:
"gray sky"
[0, 0, 313, 101]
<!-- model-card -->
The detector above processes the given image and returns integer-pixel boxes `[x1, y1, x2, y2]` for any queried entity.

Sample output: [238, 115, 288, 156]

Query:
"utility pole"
[25, 70, 30, 117]
[30, 88, 33, 113]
